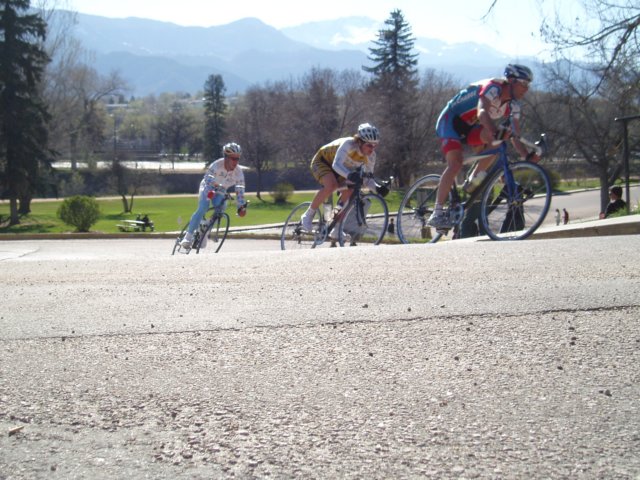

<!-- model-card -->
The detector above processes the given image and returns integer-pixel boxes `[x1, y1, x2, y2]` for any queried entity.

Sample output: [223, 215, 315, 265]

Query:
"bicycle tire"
[197, 212, 230, 253]
[281, 202, 325, 250]
[396, 174, 446, 244]
[172, 221, 190, 255]
[479, 161, 551, 240]
[338, 193, 389, 246]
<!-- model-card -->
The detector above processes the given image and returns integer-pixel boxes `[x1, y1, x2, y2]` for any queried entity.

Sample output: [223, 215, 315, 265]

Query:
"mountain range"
[62, 12, 534, 97]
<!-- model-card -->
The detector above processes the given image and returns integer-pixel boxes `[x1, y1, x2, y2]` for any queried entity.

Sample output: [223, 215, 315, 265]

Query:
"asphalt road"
[1, 236, 639, 479]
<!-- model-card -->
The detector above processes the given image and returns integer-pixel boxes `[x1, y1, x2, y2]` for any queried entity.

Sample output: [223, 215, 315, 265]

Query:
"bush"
[270, 182, 294, 204]
[57, 195, 101, 232]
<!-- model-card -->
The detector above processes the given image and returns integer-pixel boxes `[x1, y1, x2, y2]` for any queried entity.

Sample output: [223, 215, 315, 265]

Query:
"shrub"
[57, 195, 101, 232]
[270, 182, 294, 204]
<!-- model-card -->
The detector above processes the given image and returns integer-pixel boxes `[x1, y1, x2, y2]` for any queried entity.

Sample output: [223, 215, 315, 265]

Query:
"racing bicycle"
[172, 189, 233, 255]
[281, 167, 391, 250]
[396, 129, 551, 243]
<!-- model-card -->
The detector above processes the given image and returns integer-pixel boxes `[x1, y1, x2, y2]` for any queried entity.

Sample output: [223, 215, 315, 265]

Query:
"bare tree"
[229, 84, 285, 199]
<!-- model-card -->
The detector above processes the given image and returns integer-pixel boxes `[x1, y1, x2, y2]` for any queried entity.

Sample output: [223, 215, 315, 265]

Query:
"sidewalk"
[530, 214, 640, 239]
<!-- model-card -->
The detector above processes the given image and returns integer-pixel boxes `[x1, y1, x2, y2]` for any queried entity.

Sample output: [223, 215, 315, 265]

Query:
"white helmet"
[356, 123, 380, 143]
[222, 142, 242, 157]
[504, 64, 533, 83]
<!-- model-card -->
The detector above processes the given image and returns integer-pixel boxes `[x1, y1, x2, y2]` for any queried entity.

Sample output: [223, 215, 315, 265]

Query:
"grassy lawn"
[0, 191, 405, 234]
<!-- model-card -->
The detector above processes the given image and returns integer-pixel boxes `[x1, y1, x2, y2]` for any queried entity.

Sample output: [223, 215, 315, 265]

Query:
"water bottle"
[464, 170, 487, 193]
[199, 219, 208, 233]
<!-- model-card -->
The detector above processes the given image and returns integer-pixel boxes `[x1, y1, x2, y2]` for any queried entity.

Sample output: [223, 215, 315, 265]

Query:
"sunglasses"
[364, 142, 378, 149]
[227, 155, 240, 161]
[516, 79, 531, 88]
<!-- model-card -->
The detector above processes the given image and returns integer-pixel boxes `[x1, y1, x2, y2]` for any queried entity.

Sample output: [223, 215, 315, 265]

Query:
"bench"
[116, 219, 155, 232]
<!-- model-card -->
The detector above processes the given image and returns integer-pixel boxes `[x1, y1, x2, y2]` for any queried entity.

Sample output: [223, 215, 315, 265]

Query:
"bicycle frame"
[314, 179, 368, 246]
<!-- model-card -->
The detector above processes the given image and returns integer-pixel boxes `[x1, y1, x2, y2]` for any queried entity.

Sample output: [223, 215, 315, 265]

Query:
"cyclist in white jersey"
[180, 142, 247, 249]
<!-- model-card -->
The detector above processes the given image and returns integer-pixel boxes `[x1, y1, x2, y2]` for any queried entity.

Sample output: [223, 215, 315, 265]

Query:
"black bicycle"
[281, 167, 391, 250]
[172, 190, 232, 255]
[397, 131, 551, 243]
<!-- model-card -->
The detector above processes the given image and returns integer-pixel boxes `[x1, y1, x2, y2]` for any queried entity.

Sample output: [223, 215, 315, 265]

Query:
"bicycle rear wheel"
[338, 193, 389, 246]
[197, 212, 230, 253]
[396, 174, 445, 244]
[281, 202, 325, 250]
[480, 161, 551, 240]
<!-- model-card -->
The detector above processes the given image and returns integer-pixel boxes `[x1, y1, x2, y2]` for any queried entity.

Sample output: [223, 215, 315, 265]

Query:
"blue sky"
[69, 0, 584, 57]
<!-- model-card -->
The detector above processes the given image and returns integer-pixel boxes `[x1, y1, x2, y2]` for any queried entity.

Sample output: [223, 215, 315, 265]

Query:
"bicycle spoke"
[396, 174, 443, 244]
[339, 193, 388, 246]
[281, 202, 327, 250]
[480, 162, 551, 240]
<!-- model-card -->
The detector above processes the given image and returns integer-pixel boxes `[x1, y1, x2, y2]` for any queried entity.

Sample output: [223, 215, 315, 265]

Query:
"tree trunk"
[18, 194, 32, 215]
[9, 198, 20, 225]
[120, 194, 130, 213]
[255, 169, 263, 200]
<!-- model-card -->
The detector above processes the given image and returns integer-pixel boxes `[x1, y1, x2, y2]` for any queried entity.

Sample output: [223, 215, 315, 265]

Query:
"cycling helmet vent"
[504, 64, 533, 82]
[222, 142, 242, 156]
[356, 123, 380, 143]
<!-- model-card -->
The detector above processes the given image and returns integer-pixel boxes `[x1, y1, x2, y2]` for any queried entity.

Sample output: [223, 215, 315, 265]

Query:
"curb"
[1, 218, 638, 242]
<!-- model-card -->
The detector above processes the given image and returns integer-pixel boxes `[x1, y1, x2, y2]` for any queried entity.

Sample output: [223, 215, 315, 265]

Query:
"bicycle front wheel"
[198, 212, 230, 253]
[172, 221, 190, 255]
[480, 161, 552, 240]
[396, 174, 444, 244]
[338, 193, 389, 246]
[281, 202, 325, 250]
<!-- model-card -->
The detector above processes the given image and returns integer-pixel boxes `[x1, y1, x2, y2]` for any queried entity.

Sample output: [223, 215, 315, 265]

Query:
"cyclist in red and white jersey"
[427, 64, 539, 229]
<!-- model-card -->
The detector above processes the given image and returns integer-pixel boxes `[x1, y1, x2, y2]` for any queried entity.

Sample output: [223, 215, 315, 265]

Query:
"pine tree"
[363, 9, 421, 186]
[203, 74, 227, 162]
[364, 9, 419, 91]
[0, 0, 50, 224]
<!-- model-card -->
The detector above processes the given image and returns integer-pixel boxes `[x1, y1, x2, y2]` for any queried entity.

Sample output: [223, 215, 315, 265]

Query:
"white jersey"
[329, 137, 376, 180]
[202, 157, 246, 191]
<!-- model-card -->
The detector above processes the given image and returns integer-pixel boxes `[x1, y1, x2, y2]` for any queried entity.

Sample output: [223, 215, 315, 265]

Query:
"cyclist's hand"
[495, 124, 512, 141]
[237, 205, 247, 217]
[376, 182, 390, 197]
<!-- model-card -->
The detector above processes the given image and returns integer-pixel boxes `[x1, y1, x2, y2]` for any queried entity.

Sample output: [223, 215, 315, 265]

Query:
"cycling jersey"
[324, 137, 375, 177]
[203, 158, 245, 195]
[436, 78, 522, 141]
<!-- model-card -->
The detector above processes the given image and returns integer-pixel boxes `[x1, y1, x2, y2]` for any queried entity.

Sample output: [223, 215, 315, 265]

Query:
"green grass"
[0, 191, 404, 234]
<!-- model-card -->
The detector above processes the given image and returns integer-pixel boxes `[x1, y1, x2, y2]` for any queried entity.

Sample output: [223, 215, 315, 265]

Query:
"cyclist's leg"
[301, 156, 338, 230]
[280, 202, 326, 250]
[429, 142, 463, 228]
[182, 189, 209, 246]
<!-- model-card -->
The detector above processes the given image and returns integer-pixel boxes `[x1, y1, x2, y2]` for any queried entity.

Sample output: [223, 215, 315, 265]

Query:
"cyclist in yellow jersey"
[300, 123, 388, 232]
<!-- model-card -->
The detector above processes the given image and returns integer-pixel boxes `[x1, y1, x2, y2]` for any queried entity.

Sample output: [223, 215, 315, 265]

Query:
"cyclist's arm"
[509, 116, 539, 161]
[477, 96, 498, 139]
[331, 141, 353, 179]
[233, 169, 247, 206]
[363, 153, 377, 191]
